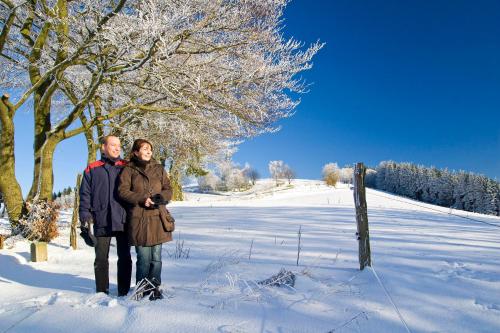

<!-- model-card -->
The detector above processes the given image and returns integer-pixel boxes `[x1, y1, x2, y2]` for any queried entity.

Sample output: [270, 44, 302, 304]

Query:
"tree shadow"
[17, 251, 31, 262]
[0, 253, 96, 294]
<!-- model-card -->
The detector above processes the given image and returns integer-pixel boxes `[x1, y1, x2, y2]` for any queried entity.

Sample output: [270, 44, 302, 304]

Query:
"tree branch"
[0, 7, 15, 53]
[105, 38, 160, 76]
[0, 0, 14, 9]
[52, 68, 105, 134]
[12, 0, 128, 112]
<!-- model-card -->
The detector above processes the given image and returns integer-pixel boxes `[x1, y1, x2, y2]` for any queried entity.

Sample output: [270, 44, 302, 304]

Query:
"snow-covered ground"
[1, 180, 499, 333]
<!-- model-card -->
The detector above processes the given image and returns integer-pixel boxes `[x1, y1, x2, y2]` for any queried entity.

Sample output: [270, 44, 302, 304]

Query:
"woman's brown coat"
[118, 158, 174, 246]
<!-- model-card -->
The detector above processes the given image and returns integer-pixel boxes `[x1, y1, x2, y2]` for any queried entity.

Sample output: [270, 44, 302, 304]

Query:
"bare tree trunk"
[27, 88, 53, 201]
[83, 126, 98, 163]
[81, 105, 105, 164]
[26, 18, 58, 201]
[169, 161, 183, 201]
[37, 135, 62, 201]
[0, 94, 27, 227]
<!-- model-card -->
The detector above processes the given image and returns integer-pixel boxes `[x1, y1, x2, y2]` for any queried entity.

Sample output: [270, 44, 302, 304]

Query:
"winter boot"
[149, 278, 164, 301]
[130, 278, 156, 301]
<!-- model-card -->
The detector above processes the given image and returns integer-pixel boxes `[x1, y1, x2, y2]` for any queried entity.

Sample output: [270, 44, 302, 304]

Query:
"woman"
[118, 139, 175, 300]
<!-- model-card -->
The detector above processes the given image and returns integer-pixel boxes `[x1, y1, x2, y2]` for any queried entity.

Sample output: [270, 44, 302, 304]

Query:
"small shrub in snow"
[167, 239, 190, 259]
[258, 268, 296, 288]
[19, 200, 60, 242]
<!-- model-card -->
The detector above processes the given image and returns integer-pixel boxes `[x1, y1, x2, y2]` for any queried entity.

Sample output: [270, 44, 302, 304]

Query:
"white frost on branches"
[269, 160, 293, 185]
[0, 0, 323, 201]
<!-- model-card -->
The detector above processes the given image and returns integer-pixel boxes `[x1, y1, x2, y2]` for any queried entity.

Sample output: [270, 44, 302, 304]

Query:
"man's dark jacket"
[79, 156, 127, 237]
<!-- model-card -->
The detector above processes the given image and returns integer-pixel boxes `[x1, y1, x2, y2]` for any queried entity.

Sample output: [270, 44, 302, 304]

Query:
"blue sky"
[233, 0, 500, 180]
[12, 0, 500, 196]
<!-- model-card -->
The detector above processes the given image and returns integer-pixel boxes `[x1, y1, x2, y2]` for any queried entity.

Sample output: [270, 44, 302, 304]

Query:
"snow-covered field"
[1, 180, 499, 333]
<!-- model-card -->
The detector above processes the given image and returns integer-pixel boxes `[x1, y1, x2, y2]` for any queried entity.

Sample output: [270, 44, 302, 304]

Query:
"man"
[79, 135, 132, 296]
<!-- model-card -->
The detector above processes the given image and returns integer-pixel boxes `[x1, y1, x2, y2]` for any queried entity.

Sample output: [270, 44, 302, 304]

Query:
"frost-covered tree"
[245, 167, 260, 186]
[282, 164, 295, 185]
[0, 0, 323, 224]
[435, 169, 455, 207]
[397, 163, 414, 198]
[365, 168, 377, 188]
[269, 160, 285, 186]
[384, 161, 399, 193]
[197, 172, 220, 192]
[118, 110, 237, 200]
[483, 179, 500, 216]
[201, 160, 252, 191]
[322, 163, 340, 187]
[1, 0, 167, 220]
[339, 166, 353, 184]
[53, 188, 74, 209]
[226, 168, 250, 191]
[375, 162, 387, 190]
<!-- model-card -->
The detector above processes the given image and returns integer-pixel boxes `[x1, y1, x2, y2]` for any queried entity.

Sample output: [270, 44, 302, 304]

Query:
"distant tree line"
[51, 187, 75, 209]
[52, 187, 74, 200]
[366, 161, 500, 216]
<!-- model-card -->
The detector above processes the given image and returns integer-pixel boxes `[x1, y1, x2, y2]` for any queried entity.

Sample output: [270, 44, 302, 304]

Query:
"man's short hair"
[101, 135, 119, 145]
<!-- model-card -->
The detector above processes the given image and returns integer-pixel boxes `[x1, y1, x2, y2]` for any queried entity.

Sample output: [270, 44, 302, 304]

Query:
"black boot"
[149, 288, 164, 301]
[149, 278, 164, 301]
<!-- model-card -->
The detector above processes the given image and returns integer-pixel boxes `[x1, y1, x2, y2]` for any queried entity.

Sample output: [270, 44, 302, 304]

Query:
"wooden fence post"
[353, 162, 371, 270]
[70, 173, 82, 250]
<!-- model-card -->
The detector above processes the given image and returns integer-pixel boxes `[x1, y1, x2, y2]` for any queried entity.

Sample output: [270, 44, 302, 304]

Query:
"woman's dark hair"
[128, 138, 153, 160]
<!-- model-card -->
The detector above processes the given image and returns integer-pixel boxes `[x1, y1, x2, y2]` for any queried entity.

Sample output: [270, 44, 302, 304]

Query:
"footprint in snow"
[83, 293, 119, 308]
[435, 261, 499, 282]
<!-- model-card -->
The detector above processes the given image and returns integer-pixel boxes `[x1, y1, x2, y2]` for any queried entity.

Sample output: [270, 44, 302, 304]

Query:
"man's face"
[102, 136, 121, 159]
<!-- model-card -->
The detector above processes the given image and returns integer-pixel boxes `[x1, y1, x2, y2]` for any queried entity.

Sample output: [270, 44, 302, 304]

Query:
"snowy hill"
[1, 179, 499, 333]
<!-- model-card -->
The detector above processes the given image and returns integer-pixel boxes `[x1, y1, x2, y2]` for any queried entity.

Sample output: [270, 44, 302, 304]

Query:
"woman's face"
[134, 143, 152, 161]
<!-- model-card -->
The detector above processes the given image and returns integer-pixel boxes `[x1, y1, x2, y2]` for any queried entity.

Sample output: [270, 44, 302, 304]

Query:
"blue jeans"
[135, 244, 162, 285]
